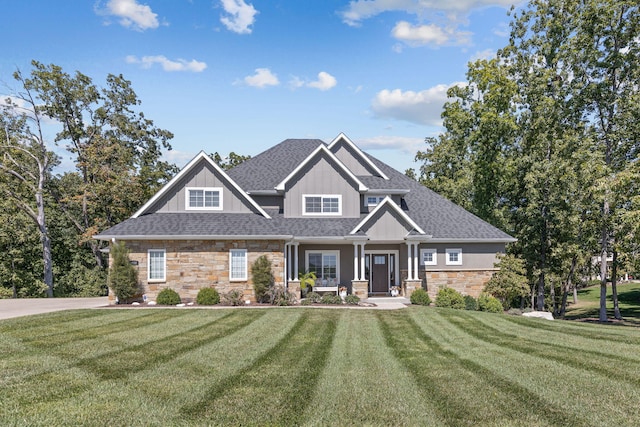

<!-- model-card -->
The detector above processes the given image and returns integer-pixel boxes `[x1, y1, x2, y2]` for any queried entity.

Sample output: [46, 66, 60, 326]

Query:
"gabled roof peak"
[328, 133, 389, 180]
[350, 196, 425, 236]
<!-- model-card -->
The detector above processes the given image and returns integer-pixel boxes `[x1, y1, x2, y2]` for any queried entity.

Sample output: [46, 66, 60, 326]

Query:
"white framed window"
[366, 195, 385, 206]
[186, 187, 222, 210]
[148, 249, 166, 281]
[303, 194, 341, 215]
[421, 248, 437, 266]
[229, 249, 247, 281]
[446, 248, 463, 265]
[306, 251, 340, 284]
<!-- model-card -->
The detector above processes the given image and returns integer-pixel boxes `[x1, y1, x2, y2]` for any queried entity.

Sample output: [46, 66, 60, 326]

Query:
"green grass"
[2, 308, 640, 426]
[564, 281, 640, 324]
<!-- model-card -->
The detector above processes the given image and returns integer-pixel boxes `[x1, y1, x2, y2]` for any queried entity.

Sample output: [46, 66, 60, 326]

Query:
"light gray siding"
[148, 159, 256, 214]
[331, 143, 378, 177]
[283, 152, 360, 218]
[360, 207, 412, 241]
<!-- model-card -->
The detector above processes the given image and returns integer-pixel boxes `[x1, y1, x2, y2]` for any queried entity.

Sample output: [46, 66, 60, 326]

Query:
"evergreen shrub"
[410, 288, 431, 306]
[196, 287, 220, 305]
[156, 288, 181, 305]
[464, 295, 478, 311]
[108, 241, 139, 303]
[252, 255, 274, 303]
[305, 291, 321, 303]
[344, 294, 360, 305]
[320, 294, 343, 305]
[478, 293, 503, 313]
[435, 287, 465, 309]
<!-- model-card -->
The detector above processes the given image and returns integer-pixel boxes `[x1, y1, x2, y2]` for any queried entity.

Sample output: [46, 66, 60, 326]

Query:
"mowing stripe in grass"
[0, 309, 115, 334]
[440, 310, 640, 387]
[378, 310, 587, 427]
[181, 310, 339, 425]
[76, 310, 266, 380]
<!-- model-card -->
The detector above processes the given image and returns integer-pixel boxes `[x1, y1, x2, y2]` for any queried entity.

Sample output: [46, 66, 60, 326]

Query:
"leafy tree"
[251, 255, 274, 303]
[484, 254, 529, 310]
[210, 151, 251, 170]
[108, 241, 139, 302]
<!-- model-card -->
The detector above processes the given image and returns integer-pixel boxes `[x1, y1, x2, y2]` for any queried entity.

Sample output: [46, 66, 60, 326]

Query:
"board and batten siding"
[283, 153, 360, 218]
[360, 207, 412, 241]
[148, 160, 255, 214]
[331, 142, 378, 177]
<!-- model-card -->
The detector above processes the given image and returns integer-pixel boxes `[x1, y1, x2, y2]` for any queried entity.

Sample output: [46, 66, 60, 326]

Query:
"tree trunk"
[599, 201, 609, 322]
[36, 183, 53, 298]
[612, 250, 622, 320]
[573, 286, 578, 304]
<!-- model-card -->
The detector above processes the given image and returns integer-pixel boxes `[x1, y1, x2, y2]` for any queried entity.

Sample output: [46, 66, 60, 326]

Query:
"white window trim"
[147, 249, 166, 282]
[305, 250, 340, 284]
[302, 194, 342, 216]
[185, 187, 223, 210]
[229, 249, 248, 281]
[446, 248, 463, 266]
[421, 248, 437, 266]
[366, 195, 385, 206]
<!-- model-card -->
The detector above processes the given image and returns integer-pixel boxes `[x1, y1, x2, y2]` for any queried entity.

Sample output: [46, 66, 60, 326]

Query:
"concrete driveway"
[0, 297, 109, 320]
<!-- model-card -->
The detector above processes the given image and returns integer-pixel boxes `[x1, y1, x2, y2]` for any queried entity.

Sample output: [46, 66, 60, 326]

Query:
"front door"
[371, 254, 389, 293]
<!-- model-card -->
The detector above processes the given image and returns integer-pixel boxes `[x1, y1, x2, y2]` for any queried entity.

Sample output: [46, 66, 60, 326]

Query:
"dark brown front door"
[371, 254, 389, 293]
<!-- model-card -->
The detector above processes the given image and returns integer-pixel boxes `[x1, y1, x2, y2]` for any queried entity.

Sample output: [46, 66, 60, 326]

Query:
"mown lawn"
[1, 307, 640, 426]
[565, 281, 640, 324]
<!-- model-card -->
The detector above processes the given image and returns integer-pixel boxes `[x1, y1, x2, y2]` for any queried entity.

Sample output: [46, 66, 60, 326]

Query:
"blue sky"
[1, 0, 522, 173]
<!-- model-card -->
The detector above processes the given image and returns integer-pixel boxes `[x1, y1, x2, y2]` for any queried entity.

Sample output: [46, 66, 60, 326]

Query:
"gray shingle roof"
[95, 137, 514, 242]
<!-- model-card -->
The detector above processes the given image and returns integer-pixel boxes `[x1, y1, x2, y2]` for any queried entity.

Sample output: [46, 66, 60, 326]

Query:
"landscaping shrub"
[478, 293, 503, 313]
[435, 288, 465, 309]
[156, 288, 181, 305]
[344, 294, 360, 305]
[108, 241, 139, 303]
[484, 253, 529, 310]
[267, 286, 297, 306]
[196, 287, 220, 305]
[464, 295, 478, 311]
[252, 255, 274, 303]
[410, 288, 431, 306]
[320, 294, 343, 305]
[222, 289, 244, 306]
[305, 291, 321, 303]
[301, 298, 314, 306]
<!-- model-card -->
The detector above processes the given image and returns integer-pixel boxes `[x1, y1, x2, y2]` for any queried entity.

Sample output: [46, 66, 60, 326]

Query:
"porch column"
[353, 243, 359, 281]
[413, 242, 419, 280]
[293, 242, 299, 281]
[406, 242, 413, 280]
[359, 243, 366, 281]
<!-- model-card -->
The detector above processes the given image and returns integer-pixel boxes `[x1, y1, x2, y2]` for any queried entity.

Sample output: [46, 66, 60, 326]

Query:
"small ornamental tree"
[484, 253, 529, 310]
[108, 241, 139, 302]
[252, 255, 274, 303]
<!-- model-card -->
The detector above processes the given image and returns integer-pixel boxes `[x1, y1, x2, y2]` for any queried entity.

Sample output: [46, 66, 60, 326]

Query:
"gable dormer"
[133, 151, 269, 218]
[327, 133, 389, 180]
[351, 197, 426, 241]
[275, 144, 367, 218]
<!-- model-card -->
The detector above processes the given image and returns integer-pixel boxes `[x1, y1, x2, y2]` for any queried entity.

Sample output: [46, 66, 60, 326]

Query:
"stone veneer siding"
[423, 269, 498, 299]
[111, 240, 285, 303]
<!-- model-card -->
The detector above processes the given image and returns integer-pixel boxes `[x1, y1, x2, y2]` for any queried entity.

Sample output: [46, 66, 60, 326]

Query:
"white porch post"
[293, 242, 299, 281]
[406, 242, 413, 281]
[353, 243, 359, 281]
[413, 243, 419, 280]
[359, 243, 366, 281]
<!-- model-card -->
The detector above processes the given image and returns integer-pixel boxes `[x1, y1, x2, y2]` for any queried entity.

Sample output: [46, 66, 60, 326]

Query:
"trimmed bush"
[252, 255, 274, 303]
[344, 294, 360, 305]
[435, 288, 465, 309]
[267, 286, 297, 306]
[108, 241, 139, 303]
[196, 287, 220, 305]
[156, 288, 181, 305]
[478, 293, 503, 313]
[464, 295, 478, 311]
[223, 289, 244, 306]
[410, 288, 432, 306]
[305, 291, 321, 303]
[320, 294, 343, 305]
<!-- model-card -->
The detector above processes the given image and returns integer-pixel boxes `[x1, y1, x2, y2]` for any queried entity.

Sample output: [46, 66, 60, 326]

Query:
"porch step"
[364, 297, 410, 304]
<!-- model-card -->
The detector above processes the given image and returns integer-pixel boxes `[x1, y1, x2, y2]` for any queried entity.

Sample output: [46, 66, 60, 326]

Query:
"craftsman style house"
[95, 133, 515, 302]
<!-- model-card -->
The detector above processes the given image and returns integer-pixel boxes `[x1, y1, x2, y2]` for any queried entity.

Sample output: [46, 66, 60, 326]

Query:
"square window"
[421, 248, 437, 266]
[446, 248, 462, 265]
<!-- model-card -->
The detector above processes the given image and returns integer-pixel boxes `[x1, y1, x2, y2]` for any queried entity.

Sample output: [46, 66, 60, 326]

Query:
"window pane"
[149, 250, 165, 280]
[308, 253, 322, 278]
[230, 250, 246, 280]
[323, 197, 339, 213]
[189, 189, 204, 207]
[449, 252, 458, 262]
[323, 254, 337, 279]
[305, 197, 322, 213]
[204, 190, 219, 207]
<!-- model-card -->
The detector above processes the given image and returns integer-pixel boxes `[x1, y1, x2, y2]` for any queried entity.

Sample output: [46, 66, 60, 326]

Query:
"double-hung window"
[186, 187, 222, 210]
[229, 249, 247, 281]
[148, 249, 166, 281]
[306, 251, 339, 283]
[446, 248, 462, 266]
[421, 248, 437, 266]
[303, 195, 341, 215]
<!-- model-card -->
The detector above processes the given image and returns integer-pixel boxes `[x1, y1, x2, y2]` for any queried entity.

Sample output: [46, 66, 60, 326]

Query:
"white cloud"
[391, 21, 471, 47]
[220, 0, 258, 34]
[161, 149, 198, 169]
[289, 72, 337, 91]
[242, 68, 279, 88]
[103, 0, 159, 31]
[371, 82, 466, 126]
[470, 48, 496, 62]
[126, 55, 207, 72]
[357, 135, 424, 154]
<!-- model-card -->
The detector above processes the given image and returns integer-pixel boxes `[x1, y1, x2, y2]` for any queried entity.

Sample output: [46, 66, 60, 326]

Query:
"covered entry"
[365, 251, 398, 295]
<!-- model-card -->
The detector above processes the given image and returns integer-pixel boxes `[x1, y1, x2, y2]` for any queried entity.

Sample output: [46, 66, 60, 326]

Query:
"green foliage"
[435, 288, 465, 309]
[298, 270, 317, 291]
[484, 254, 529, 310]
[305, 291, 321, 303]
[196, 287, 220, 305]
[223, 289, 244, 306]
[210, 152, 251, 170]
[464, 295, 478, 311]
[266, 286, 297, 306]
[0, 286, 13, 299]
[320, 294, 343, 305]
[251, 255, 274, 303]
[410, 288, 432, 306]
[344, 294, 360, 305]
[478, 293, 503, 313]
[156, 288, 181, 306]
[108, 242, 139, 302]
